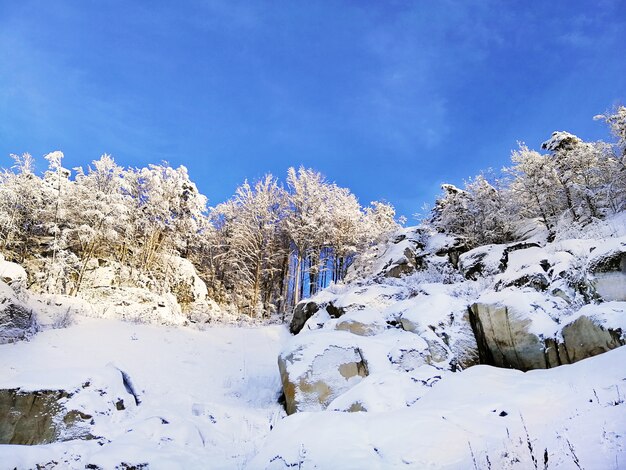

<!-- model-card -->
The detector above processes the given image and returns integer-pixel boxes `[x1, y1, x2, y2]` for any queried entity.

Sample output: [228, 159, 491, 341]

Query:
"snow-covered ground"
[3, 314, 624, 469]
[0, 318, 289, 469]
[253, 346, 626, 469]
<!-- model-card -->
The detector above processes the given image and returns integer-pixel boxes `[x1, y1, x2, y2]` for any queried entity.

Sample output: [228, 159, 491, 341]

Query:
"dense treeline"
[2, 105, 624, 318]
[431, 106, 626, 246]
[0, 156, 396, 317]
[209, 169, 396, 316]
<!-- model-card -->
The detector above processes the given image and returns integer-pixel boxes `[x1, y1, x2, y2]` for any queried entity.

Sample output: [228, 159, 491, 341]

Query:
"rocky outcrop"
[469, 301, 548, 370]
[379, 232, 426, 278]
[385, 245, 426, 278]
[459, 244, 507, 280]
[470, 294, 626, 371]
[398, 293, 479, 370]
[0, 281, 37, 344]
[0, 389, 92, 445]
[335, 308, 390, 337]
[289, 301, 320, 335]
[278, 333, 368, 414]
[434, 236, 469, 268]
[561, 314, 625, 362]
[0, 366, 138, 445]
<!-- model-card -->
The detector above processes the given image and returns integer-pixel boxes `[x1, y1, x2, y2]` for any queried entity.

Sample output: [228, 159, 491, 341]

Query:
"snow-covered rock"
[167, 255, 210, 310]
[399, 292, 479, 369]
[0, 364, 136, 445]
[0, 257, 28, 284]
[278, 331, 368, 415]
[560, 302, 626, 363]
[469, 289, 563, 370]
[79, 286, 187, 325]
[252, 345, 626, 470]
[0, 281, 37, 344]
[470, 290, 626, 370]
[290, 300, 321, 334]
[458, 243, 507, 280]
[335, 307, 392, 336]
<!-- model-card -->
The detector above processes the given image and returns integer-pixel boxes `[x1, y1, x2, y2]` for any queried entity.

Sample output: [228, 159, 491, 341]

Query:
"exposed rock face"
[379, 231, 426, 278]
[0, 389, 92, 445]
[385, 246, 426, 278]
[459, 244, 507, 280]
[0, 366, 138, 445]
[470, 297, 626, 371]
[278, 340, 368, 415]
[325, 302, 345, 319]
[398, 293, 479, 370]
[561, 315, 625, 363]
[0, 281, 37, 344]
[290, 301, 320, 335]
[432, 236, 469, 269]
[469, 302, 548, 371]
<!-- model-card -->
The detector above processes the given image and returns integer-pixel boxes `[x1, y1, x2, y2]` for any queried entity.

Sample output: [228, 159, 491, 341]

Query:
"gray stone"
[470, 300, 625, 371]
[561, 316, 624, 363]
[0, 389, 93, 445]
[289, 301, 320, 335]
[0, 283, 38, 344]
[590, 252, 626, 301]
[469, 302, 548, 371]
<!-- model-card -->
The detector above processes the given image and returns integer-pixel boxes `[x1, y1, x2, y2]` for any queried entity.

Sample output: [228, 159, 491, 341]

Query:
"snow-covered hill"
[1, 213, 625, 469]
[0, 318, 288, 469]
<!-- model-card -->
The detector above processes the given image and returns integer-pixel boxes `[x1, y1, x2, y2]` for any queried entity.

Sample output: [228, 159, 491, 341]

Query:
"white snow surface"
[252, 345, 626, 469]
[0, 258, 27, 283]
[0, 317, 289, 469]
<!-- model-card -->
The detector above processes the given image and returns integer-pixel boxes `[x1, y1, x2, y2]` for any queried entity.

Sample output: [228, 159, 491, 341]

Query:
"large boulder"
[469, 290, 563, 371]
[470, 291, 626, 371]
[278, 331, 368, 414]
[432, 236, 469, 269]
[398, 293, 479, 369]
[371, 228, 426, 278]
[494, 246, 551, 292]
[0, 281, 37, 345]
[335, 308, 391, 337]
[560, 302, 626, 363]
[458, 244, 507, 280]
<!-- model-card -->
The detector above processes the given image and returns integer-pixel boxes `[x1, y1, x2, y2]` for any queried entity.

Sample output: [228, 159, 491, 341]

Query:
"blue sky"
[1, 0, 624, 219]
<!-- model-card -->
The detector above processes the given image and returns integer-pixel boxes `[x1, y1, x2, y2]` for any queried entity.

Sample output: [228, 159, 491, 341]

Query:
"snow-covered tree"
[431, 175, 513, 247]
[595, 105, 626, 155]
[505, 143, 563, 234]
[69, 154, 130, 294]
[212, 175, 288, 316]
[0, 153, 43, 261]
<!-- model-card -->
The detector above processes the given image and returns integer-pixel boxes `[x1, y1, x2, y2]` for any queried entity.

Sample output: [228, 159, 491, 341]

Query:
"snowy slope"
[251, 345, 626, 469]
[0, 318, 289, 469]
